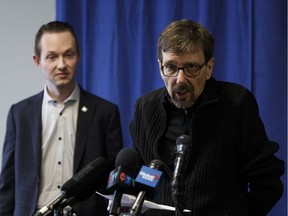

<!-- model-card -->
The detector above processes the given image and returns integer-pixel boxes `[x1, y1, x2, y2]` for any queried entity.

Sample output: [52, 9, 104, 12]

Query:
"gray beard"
[170, 97, 195, 109]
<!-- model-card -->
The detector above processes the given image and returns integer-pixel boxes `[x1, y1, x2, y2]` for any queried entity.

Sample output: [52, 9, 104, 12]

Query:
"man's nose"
[176, 69, 187, 83]
[57, 56, 66, 69]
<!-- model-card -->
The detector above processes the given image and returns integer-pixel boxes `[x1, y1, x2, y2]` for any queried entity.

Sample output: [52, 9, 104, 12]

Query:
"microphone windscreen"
[115, 147, 140, 178]
[59, 158, 115, 209]
[72, 157, 115, 202]
[61, 157, 106, 197]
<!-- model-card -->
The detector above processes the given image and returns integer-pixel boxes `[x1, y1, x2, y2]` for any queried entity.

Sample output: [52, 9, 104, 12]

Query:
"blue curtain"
[56, 0, 287, 214]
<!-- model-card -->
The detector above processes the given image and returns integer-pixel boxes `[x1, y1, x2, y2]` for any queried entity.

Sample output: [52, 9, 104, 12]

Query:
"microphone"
[171, 134, 192, 215]
[58, 157, 116, 213]
[34, 193, 65, 216]
[34, 157, 106, 216]
[126, 159, 163, 216]
[107, 148, 140, 216]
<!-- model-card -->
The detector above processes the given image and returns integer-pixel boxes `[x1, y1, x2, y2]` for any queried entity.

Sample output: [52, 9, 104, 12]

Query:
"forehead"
[40, 32, 76, 53]
[161, 50, 205, 64]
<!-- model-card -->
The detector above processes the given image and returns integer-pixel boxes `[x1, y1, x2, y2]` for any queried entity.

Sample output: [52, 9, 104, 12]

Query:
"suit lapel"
[31, 92, 44, 174]
[73, 89, 97, 172]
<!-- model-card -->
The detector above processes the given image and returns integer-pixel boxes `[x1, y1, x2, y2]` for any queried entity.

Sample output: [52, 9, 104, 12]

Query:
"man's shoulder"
[6, 92, 43, 116]
[13, 91, 43, 107]
[216, 80, 251, 97]
[138, 87, 166, 101]
[216, 80, 249, 91]
[133, 88, 166, 111]
[213, 80, 255, 106]
[80, 88, 118, 108]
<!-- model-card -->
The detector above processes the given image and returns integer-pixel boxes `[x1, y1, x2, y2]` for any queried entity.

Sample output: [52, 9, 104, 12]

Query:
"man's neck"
[46, 82, 76, 105]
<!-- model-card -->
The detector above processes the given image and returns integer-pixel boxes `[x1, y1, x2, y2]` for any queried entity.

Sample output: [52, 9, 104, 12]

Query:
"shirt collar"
[43, 84, 80, 105]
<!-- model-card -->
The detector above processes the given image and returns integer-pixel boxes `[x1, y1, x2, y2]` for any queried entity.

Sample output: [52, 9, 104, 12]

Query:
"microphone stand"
[53, 206, 76, 216]
[128, 191, 146, 215]
[53, 208, 64, 216]
[109, 190, 123, 216]
[173, 192, 185, 216]
[172, 175, 185, 216]
[53, 198, 77, 216]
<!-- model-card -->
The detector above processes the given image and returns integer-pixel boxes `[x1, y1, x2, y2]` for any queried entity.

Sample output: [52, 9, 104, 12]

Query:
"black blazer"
[0, 87, 123, 216]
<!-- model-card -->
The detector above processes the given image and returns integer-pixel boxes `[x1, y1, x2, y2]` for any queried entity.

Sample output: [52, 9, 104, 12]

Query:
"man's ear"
[32, 54, 41, 67]
[206, 57, 215, 79]
[157, 59, 162, 68]
[158, 59, 164, 78]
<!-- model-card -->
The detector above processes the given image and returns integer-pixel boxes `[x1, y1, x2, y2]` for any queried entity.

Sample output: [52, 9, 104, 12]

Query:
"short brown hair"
[157, 19, 214, 63]
[34, 21, 80, 57]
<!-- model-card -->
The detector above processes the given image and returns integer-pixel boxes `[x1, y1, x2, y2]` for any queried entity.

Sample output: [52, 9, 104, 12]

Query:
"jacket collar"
[197, 77, 219, 105]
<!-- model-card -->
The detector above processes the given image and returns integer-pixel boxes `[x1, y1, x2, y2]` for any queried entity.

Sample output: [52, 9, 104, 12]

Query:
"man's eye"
[47, 55, 55, 60]
[187, 64, 197, 69]
[65, 52, 76, 58]
[166, 65, 177, 70]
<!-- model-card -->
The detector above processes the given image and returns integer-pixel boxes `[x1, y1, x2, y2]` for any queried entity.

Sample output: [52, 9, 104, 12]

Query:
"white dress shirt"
[37, 84, 80, 208]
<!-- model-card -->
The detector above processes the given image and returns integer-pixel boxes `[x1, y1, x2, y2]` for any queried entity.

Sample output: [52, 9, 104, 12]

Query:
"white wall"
[0, 0, 55, 167]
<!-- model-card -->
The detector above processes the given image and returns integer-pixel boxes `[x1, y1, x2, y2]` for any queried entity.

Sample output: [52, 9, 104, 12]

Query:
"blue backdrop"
[56, 0, 287, 215]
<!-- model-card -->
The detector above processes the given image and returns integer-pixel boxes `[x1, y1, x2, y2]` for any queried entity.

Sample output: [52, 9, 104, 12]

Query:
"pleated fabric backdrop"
[56, 0, 287, 214]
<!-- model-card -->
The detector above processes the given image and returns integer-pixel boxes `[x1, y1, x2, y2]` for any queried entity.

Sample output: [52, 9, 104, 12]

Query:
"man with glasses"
[130, 19, 284, 216]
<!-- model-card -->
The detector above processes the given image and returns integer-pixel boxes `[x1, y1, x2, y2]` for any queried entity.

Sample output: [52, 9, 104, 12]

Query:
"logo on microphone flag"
[136, 166, 162, 188]
[107, 166, 135, 189]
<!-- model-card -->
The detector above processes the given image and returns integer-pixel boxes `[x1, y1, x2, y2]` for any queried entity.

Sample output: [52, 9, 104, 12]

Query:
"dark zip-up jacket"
[130, 78, 284, 216]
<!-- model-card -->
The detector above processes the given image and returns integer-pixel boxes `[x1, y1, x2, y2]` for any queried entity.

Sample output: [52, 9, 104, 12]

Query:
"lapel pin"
[81, 106, 88, 112]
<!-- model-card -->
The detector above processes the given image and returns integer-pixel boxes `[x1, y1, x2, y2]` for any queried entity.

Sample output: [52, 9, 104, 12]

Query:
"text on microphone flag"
[136, 166, 162, 188]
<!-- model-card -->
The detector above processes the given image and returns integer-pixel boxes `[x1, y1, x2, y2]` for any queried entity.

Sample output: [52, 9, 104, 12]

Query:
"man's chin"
[55, 80, 73, 87]
[171, 99, 194, 109]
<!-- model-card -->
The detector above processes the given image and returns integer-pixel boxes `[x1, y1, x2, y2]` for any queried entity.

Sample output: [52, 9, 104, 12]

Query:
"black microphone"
[125, 159, 163, 216]
[171, 134, 192, 215]
[107, 148, 140, 216]
[58, 157, 116, 214]
[34, 157, 106, 216]
[34, 193, 65, 216]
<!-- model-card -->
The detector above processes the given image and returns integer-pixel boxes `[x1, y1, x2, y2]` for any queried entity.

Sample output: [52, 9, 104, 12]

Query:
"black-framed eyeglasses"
[161, 62, 207, 77]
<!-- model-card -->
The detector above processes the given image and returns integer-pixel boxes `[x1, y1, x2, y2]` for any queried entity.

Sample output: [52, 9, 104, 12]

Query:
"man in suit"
[0, 21, 123, 215]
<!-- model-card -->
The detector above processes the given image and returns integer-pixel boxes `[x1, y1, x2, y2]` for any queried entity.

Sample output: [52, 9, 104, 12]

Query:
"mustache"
[172, 84, 193, 93]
